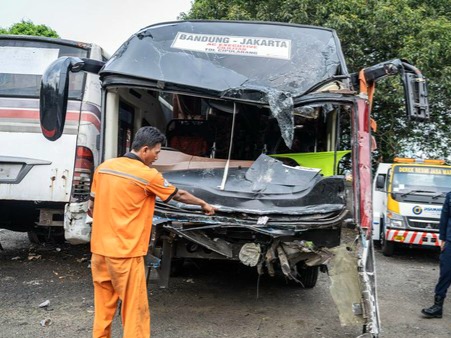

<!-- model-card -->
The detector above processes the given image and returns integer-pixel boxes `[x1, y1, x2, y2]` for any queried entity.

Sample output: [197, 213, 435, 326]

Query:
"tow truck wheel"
[296, 264, 319, 288]
[381, 227, 395, 256]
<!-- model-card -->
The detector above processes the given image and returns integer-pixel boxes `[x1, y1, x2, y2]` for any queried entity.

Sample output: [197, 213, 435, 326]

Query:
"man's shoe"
[421, 295, 445, 318]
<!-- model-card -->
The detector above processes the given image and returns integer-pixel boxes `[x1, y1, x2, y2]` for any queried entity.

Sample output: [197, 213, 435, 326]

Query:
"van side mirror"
[375, 174, 386, 190]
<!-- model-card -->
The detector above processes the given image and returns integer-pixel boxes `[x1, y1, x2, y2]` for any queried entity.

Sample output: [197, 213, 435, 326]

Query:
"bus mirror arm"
[77, 58, 105, 74]
[351, 59, 429, 121]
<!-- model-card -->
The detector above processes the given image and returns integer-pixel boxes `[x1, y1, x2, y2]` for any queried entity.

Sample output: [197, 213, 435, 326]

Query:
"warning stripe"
[385, 229, 441, 246]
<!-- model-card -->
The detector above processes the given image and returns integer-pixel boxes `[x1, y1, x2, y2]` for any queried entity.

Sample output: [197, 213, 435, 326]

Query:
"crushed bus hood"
[153, 153, 377, 335]
[159, 154, 345, 215]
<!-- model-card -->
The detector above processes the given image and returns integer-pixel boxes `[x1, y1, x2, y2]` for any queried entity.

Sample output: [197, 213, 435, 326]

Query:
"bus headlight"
[387, 212, 405, 228]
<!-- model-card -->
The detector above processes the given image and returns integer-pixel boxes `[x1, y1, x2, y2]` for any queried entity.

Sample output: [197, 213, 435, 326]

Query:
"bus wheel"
[381, 228, 395, 256]
[296, 264, 319, 288]
[27, 228, 65, 244]
[27, 230, 41, 244]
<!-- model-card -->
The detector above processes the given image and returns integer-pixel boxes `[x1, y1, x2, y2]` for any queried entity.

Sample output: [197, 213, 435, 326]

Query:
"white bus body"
[0, 35, 107, 243]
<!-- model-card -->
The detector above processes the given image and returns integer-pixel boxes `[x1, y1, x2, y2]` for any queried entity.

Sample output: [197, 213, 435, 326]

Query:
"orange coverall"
[90, 154, 177, 338]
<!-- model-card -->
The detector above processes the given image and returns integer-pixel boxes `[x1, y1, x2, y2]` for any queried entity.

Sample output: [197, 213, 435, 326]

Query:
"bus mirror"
[402, 71, 429, 122]
[375, 174, 385, 190]
[39, 56, 84, 141]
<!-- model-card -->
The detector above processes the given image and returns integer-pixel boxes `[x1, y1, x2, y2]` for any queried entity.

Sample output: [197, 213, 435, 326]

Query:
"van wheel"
[381, 227, 395, 256]
[296, 264, 319, 288]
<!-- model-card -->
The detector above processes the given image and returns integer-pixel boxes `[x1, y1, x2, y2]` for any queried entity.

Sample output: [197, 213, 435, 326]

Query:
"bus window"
[0, 39, 88, 99]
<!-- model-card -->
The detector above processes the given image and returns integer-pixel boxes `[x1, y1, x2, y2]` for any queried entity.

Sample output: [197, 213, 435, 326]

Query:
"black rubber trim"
[163, 187, 178, 203]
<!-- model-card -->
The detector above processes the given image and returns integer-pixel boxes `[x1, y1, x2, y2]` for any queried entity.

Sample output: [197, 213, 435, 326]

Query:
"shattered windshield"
[102, 21, 346, 100]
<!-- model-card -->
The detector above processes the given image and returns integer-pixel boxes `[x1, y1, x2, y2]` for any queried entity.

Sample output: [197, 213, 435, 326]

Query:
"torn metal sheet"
[63, 201, 91, 244]
[328, 243, 365, 327]
[161, 154, 346, 216]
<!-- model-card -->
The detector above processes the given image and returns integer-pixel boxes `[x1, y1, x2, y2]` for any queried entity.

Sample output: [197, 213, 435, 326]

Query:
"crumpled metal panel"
[162, 155, 346, 215]
[64, 201, 91, 244]
[328, 243, 365, 326]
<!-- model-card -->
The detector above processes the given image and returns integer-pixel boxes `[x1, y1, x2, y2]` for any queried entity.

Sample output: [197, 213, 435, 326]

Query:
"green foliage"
[0, 20, 59, 38]
[183, 0, 451, 162]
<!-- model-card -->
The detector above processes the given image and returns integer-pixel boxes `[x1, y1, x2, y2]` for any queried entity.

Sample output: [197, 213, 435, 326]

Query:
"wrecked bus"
[38, 21, 429, 336]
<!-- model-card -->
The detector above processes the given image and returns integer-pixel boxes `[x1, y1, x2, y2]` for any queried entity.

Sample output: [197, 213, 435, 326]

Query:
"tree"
[182, 0, 451, 162]
[0, 20, 59, 38]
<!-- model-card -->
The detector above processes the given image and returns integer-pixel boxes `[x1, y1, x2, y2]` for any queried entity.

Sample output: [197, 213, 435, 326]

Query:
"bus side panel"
[0, 132, 77, 202]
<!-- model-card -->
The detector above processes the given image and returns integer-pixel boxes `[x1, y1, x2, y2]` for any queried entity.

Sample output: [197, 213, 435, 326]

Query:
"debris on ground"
[40, 318, 52, 327]
[23, 280, 42, 286]
[39, 300, 50, 308]
[28, 253, 42, 261]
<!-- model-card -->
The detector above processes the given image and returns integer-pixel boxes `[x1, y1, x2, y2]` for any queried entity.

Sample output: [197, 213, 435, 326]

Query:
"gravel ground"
[0, 229, 450, 338]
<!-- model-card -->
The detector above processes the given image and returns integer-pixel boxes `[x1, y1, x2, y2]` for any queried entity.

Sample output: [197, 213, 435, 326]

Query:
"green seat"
[271, 150, 351, 176]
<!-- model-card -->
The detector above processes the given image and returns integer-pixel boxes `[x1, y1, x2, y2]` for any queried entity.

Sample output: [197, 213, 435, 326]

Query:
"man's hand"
[201, 202, 216, 216]
[173, 189, 216, 215]
[441, 241, 446, 252]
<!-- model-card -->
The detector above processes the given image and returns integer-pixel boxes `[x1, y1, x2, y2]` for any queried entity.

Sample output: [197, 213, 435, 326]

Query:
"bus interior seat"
[166, 119, 215, 157]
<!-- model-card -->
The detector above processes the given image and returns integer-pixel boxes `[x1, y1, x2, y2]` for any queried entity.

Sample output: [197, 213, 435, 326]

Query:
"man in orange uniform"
[88, 126, 215, 338]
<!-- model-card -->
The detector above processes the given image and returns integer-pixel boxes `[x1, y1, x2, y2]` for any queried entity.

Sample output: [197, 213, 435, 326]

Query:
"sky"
[0, 0, 193, 54]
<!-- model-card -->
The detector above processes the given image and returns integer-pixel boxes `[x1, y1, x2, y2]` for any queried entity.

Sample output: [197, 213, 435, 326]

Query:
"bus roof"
[0, 34, 98, 50]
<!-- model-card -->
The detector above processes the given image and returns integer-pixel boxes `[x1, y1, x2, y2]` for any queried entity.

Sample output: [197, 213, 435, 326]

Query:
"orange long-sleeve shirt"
[90, 155, 176, 257]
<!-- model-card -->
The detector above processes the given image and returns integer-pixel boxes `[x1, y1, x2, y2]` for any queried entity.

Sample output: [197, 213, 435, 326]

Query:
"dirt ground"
[0, 229, 450, 338]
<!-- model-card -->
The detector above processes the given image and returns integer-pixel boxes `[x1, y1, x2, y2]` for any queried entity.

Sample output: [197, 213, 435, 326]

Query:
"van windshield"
[391, 165, 451, 193]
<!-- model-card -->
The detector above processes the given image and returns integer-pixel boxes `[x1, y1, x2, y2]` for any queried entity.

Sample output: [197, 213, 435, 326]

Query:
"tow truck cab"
[373, 158, 450, 256]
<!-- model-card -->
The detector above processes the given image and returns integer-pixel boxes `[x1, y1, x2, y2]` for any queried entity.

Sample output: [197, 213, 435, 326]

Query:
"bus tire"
[27, 228, 65, 244]
[27, 230, 41, 244]
[296, 264, 319, 288]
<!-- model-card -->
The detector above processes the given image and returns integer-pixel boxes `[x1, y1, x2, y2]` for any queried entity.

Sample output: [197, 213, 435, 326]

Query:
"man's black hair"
[131, 126, 166, 150]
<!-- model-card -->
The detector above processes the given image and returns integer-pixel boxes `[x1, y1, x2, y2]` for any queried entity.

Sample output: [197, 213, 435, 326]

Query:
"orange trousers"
[91, 253, 150, 338]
